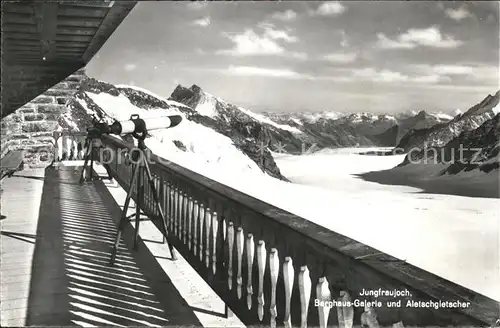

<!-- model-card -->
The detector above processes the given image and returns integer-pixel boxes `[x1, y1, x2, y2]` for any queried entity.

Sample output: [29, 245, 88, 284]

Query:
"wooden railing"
[98, 134, 498, 328]
[52, 131, 88, 162]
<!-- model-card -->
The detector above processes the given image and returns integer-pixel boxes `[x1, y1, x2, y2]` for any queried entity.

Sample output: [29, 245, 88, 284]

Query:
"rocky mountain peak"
[169, 84, 206, 111]
[461, 89, 500, 118]
[416, 110, 428, 118]
[190, 84, 203, 94]
[395, 89, 500, 152]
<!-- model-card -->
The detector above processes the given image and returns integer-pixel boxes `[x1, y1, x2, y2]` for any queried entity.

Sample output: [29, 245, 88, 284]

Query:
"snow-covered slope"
[169, 85, 301, 133]
[61, 78, 287, 180]
[169, 84, 334, 154]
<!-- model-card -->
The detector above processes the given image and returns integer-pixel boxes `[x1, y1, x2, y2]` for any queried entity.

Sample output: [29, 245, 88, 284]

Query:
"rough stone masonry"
[0, 68, 86, 167]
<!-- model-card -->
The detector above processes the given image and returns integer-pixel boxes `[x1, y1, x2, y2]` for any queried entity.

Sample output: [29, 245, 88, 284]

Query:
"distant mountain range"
[53, 73, 500, 179]
[262, 109, 454, 147]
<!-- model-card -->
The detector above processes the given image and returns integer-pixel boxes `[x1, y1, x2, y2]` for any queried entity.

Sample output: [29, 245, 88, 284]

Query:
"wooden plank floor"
[96, 165, 244, 328]
[0, 166, 210, 326]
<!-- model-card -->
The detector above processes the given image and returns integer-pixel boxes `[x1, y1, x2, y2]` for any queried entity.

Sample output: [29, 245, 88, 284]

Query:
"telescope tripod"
[79, 133, 113, 184]
[109, 139, 177, 265]
[79, 135, 97, 184]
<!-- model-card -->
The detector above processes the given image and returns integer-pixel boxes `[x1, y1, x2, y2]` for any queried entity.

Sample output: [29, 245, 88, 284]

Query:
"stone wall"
[1, 68, 86, 167]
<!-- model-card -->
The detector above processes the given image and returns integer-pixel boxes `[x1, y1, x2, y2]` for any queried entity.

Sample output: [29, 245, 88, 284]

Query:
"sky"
[87, 1, 500, 114]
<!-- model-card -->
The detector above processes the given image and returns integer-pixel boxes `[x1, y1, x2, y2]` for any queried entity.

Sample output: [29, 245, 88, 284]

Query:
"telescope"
[79, 113, 182, 264]
[88, 114, 182, 140]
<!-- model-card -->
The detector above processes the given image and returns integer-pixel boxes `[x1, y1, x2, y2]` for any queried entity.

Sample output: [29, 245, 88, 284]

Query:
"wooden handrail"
[97, 133, 498, 327]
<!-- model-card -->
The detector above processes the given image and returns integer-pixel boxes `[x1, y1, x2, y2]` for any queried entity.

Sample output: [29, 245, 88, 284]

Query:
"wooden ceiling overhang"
[1, 0, 137, 118]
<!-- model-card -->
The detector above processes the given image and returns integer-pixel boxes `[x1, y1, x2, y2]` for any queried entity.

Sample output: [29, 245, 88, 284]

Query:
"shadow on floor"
[8, 174, 46, 181]
[25, 166, 202, 326]
[0, 231, 39, 244]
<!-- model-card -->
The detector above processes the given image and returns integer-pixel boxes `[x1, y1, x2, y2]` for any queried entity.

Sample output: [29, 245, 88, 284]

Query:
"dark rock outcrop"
[372, 125, 399, 147]
[396, 90, 499, 155]
[170, 85, 292, 179]
[399, 113, 500, 175]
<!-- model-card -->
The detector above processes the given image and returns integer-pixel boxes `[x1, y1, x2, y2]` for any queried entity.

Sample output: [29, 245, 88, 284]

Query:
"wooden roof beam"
[82, 2, 136, 62]
[34, 2, 58, 61]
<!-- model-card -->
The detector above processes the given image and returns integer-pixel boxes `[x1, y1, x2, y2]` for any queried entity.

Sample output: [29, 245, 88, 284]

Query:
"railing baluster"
[205, 208, 212, 268]
[172, 185, 178, 238]
[149, 175, 154, 215]
[184, 193, 190, 245]
[155, 176, 160, 216]
[361, 305, 380, 328]
[79, 137, 84, 159]
[269, 248, 279, 328]
[246, 234, 255, 309]
[181, 192, 186, 244]
[227, 222, 235, 290]
[162, 179, 168, 232]
[236, 227, 244, 299]
[149, 174, 153, 215]
[192, 200, 199, 255]
[178, 189, 184, 240]
[166, 182, 172, 231]
[337, 291, 354, 328]
[316, 277, 331, 328]
[199, 204, 205, 262]
[299, 266, 311, 328]
[158, 176, 164, 218]
[187, 196, 193, 250]
[143, 169, 149, 212]
[257, 240, 267, 321]
[283, 257, 294, 328]
[212, 211, 218, 274]
[145, 171, 150, 213]
[223, 216, 227, 241]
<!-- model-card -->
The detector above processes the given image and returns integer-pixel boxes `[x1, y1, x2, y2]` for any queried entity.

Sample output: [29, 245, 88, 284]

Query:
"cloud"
[410, 64, 499, 84]
[291, 52, 308, 60]
[445, 5, 472, 21]
[202, 65, 459, 84]
[376, 34, 415, 49]
[310, 1, 346, 16]
[258, 22, 298, 43]
[271, 9, 297, 21]
[352, 68, 409, 82]
[193, 16, 211, 27]
[429, 65, 474, 75]
[225, 65, 305, 79]
[411, 74, 448, 84]
[124, 64, 137, 71]
[376, 26, 463, 49]
[195, 48, 207, 55]
[338, 67, 451, 84]
[339, 30, 349, 47]
[217, 29, 285, 56]
[322, 52, 357, 63]
[186, 1, 207, 10]
[216, 24, 302, 58]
